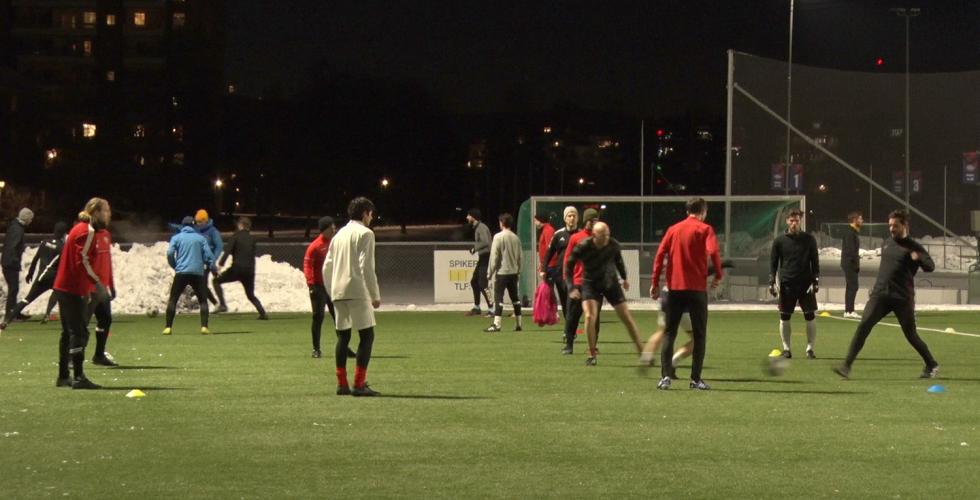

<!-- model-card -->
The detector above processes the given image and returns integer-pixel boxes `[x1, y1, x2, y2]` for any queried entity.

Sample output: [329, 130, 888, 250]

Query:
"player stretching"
[323, 197, 382, 396]
[833, 210, 939, 379]
[769, 209, 820, 359]
[565, 221, 643, 366]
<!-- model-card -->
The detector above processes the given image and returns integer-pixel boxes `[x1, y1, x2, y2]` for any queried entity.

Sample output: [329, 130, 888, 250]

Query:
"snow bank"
[8, 243, 309, 315]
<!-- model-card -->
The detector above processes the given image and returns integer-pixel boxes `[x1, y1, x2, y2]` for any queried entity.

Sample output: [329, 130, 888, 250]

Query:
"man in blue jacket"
[169, 209, 223, 305]
[163, 217, 216, 335]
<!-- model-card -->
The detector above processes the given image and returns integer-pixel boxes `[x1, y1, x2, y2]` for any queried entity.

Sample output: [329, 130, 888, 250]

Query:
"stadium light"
[578, 178, 585, 185]
[381, 177, 390, 188]
[214, 179, 223, 188]
[892, 6, 920, 212]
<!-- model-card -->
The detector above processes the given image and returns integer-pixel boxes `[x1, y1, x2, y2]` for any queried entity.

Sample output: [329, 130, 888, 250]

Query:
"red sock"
[336, 368, 348, 387]
[354, 366, 367, 389]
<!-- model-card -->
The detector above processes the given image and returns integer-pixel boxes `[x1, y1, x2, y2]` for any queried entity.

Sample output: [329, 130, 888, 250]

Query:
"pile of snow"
[6, 243, 310, 316]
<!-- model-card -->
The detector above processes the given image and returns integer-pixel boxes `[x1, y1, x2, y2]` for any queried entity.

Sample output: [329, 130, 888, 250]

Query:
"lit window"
[106, 14, 116, 26]
[106, 70, 115, 82]
[133, 124, 145, 138]
[227, 84, 236, 94]
[133, 12, 146, 26]
[83, 11, 96, 25]
[83, 40, 92, 56]
[137, 155, 146, 166]
[173, 12, 186, 28]
[82, 123, 97, 138]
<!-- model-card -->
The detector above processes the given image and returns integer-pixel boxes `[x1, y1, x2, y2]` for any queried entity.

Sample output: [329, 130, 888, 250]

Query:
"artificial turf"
[1, 310, 978, 499]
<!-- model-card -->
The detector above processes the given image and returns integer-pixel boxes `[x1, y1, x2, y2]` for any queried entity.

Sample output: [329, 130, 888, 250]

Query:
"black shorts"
[580, 280, 626, 306]
[778, 281, 817, 314]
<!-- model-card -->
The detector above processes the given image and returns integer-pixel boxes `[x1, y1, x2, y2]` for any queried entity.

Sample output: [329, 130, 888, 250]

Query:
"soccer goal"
[517, 195, 805, 302]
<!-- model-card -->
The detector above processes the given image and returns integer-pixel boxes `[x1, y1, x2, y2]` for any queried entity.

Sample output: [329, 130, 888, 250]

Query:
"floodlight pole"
[785, 0, 794, 196]
[725, 50, 734, 257]
[640, 120, 645, 251]
[893, 7, 919, 212]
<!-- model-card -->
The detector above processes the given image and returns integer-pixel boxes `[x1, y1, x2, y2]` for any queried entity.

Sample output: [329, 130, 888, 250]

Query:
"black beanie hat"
[467, 208, 481, 220]
[318, 216, 335, 232]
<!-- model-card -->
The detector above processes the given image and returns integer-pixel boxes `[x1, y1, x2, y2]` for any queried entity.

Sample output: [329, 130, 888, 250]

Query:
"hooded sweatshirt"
[167, 226, 215, 275]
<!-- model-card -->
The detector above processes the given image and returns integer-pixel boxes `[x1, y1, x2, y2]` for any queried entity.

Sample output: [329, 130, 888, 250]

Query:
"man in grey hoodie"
[2, 208, 34, 321]
[465, 208, 493, 316]
[484, 213, 523, 332]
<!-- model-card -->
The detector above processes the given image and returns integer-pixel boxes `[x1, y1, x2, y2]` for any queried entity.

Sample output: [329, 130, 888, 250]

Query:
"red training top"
[563, 228, 591, 286]
[303, 234, 331, 286]
[53, 221, 101, 297]
[88, 228, 114, 292]
[652, 215, 722, 292]
[538, 223, 556, 270]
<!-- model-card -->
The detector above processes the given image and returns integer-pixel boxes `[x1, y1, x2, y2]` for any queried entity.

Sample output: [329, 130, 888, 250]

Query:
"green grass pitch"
[1, 310, 978, 498]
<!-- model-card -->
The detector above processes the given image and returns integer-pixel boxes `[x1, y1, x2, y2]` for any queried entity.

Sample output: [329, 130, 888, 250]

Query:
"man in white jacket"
[484, 213, 523, 333]
[323, 197, 381, 397]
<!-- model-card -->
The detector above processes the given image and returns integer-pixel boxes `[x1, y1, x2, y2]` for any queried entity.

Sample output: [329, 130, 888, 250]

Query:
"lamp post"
[214, 179, 224, 215]
[892, 6, 919, 212]
[785, 0, 795, 196]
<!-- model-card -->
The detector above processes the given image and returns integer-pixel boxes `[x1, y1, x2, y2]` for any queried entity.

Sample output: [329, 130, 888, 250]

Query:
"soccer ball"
[146, 309, 159, 318]
[765, 355, 789, 377]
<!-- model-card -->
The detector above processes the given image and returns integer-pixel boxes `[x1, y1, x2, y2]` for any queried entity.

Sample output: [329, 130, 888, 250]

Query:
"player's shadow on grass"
[820, 357, 914, 363]
[710, 377, 804, 384]
[97, 386, 189, 391]
[211, 330, 255, 335]
[714, 388, 867, 395]
[109, 365, 177, 370]
[372, 355, 410, 359]
[377, 394, 492, 400]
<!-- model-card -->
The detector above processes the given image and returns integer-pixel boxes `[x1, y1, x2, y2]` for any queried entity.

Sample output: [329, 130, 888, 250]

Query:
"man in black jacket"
[213, 217, 268, 319]
[2, 208, 34, 322]
[833, 210, 940, 379]
[540, 206, 578, 319]
[841, 211, 863, 318]
[1, 222, 66, 330]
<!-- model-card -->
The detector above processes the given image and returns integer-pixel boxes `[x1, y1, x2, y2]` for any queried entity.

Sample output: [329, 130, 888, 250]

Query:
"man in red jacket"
[650, 197, 722, 391]
[305, 217, 334, 358]
[86, 223, 117, 366]
[54, 198, 112, 389]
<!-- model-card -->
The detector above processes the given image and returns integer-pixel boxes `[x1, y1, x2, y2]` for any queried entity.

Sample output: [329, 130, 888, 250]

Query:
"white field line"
[824, 314, 980, 338]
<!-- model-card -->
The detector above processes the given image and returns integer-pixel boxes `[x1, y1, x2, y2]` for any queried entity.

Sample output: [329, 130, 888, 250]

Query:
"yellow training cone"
[768, 349, 783, 358]
[819, 311, 832, 317]
[126, 389, 146, 399]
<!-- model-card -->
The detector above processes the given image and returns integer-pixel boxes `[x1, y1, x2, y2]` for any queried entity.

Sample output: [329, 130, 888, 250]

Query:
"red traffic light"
[655, 129, 665, 137]
[875, 58, 884, 66]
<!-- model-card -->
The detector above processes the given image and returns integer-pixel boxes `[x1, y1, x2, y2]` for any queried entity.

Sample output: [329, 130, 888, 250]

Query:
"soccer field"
[1, 311, 978, 499]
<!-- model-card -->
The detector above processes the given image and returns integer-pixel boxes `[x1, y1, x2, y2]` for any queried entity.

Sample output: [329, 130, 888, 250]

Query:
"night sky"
[225, 0, 979, 117]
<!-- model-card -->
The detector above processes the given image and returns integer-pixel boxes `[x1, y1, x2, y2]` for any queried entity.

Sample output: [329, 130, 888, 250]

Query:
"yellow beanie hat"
[194, 209, 209, 223]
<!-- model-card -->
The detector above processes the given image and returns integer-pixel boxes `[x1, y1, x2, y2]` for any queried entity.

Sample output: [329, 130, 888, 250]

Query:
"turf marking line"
[825, 315, 980, 338]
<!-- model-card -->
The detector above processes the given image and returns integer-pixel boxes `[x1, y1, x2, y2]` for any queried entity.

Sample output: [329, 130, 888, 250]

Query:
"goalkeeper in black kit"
[833, 210, 939, 379]
[768, 209, 820, 359]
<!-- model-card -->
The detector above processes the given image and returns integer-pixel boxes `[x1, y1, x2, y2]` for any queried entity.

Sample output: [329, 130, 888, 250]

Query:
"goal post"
[517, 195, 805, 302]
